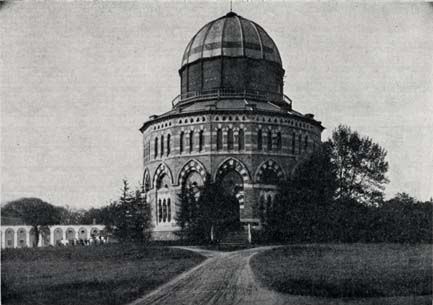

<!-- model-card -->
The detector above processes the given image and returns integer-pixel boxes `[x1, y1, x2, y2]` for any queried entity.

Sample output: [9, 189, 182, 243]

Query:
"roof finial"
[230, 0, 232, 12]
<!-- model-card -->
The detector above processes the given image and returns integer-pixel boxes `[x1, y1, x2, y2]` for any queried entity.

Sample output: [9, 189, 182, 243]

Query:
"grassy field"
[251, 243, 432, 298]
[1, 243, 205, 305]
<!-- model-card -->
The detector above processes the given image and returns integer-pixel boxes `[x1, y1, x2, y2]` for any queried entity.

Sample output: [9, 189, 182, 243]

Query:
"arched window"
[277, 132, 282, 151]
[189, 130, 194, 152]
[160, 135, 164, 157]
[298, 134, 302, 154]
[199, 130, 204, 152]
[217, 129, 222, 151]
[238, 129, 244, 151]
[292, 133, 295, 154]
[154, 137, 158, 159]
[267, 130, 272, 151]
[257, 130, 262, 150]
[158, 200, 162, 222]
[162, 199, 167, 222]
[167, 198, 171, 222]
[167, 134, 171, 156]
[227, 129, 234, 150]
[304, 135, 308, 150]
[180, 131, 184, 154]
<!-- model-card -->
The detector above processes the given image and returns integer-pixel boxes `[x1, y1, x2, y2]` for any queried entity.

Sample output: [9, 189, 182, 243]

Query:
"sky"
[1, 1, 432, 209]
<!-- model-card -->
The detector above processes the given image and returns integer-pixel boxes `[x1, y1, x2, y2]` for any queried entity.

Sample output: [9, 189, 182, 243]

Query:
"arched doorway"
[17, 228, 27, 248]
[78, 228, 88, 241]
[156, 174, 172, 224]
[29, 228, 37, 247]
[5, 229, 15, 248]
[54, 228, 63, 245]
[66, 228, 75, 243]
[217, 170, 242, 228]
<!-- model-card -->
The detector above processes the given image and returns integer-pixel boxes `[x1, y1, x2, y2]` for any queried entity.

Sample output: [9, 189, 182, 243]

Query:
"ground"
[2, 244, 432, 305]
[1, 243, 205, 305]
[130, 245, 432, 305]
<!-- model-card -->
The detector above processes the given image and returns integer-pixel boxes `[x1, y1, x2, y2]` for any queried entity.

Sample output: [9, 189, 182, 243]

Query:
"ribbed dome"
[181, 12, 282, 69]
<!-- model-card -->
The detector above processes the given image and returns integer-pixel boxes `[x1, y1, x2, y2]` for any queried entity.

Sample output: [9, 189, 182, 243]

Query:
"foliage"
[175, 176, 240, 244]
[328, 125, 389, 205]
[107, 180, 152, 242]
[1, 198, 62, 246]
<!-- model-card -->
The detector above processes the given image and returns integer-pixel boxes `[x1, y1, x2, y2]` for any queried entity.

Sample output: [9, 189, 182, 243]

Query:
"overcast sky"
[1, 1, 432, 209]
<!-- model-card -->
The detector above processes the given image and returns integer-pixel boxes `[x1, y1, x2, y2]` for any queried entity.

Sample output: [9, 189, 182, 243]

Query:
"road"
[128, 246, 431, 305]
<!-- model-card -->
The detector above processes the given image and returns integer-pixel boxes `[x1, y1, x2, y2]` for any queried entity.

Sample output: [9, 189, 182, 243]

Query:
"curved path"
[129, 246, 431, 305]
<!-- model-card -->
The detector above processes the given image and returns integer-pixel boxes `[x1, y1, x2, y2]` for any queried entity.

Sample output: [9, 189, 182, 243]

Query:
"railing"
[171, 88, 292, 109]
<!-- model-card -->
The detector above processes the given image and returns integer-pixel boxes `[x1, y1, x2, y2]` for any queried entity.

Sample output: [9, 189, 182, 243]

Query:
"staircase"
[219, 229, 250, 248]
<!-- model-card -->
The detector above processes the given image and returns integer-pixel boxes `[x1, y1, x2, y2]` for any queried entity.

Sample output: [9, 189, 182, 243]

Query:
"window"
[258, 130, 262, 150]
[154, 137, 158, 159]
[277, 132, 282, 151]
[167, 198, 171, 222]
[292, 133, 295, 154]
[267, 130, 272, 151]
[160, 135, 164, 157]
[227, 129, 234, 150]
[304, 135, 308, 150]
[217, 129, 222, 151]
[180, 131, 184, 154]
[199, 130, 204, 152]
[158, 200, 162, 222]
[189, 130, 194, 152]
[238, 129, 244, 151]
[298, 134, 302, 154]
[167, 134, 171, 156]
[163, 199, 167, 222]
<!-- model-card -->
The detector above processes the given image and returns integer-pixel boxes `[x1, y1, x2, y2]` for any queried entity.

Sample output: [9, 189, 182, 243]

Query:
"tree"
[328, 125, 389, 205]
[108, 180, 152, 242]
[261, 143, 338, 242]
[176, 176, 240, 244]
[1, 198, 62, 246]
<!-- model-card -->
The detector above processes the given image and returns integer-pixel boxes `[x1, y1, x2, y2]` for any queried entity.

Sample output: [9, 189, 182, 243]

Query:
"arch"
[78, 227, 87, 240]
[17, 228, 27, 248]
[215, 157, 251, 185]
[5, 228, 15, 248]
[29, 228, 36, 247]
[153, 163, 174, 188]
[178, 159, 208, 187]
[90, 227, 99, 238]
[66, 228, 75, 241]
[143, 168, 151, 191]
[255, 159, 286, 185]
[54, 228, 63, 245]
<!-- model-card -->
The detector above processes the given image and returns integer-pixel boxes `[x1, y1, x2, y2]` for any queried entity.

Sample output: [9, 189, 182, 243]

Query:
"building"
[140, 12, 324, 240]
[0, 223, 105, 249]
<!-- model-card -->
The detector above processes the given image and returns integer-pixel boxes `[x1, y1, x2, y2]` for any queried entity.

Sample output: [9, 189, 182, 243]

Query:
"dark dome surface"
[181, 12, 282, 69]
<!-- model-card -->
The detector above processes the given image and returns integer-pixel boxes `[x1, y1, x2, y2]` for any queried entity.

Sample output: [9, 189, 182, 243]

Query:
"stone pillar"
[37, 233, 43, 247]
[15, 228, 19, 249]
[49, 227, 54, 246]
[26, 227, 30, 247]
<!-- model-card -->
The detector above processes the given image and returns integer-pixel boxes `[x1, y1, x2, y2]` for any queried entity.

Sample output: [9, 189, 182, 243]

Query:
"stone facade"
[140, 12, 324, 240]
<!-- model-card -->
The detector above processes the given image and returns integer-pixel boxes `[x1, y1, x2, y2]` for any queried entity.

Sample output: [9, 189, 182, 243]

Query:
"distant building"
[0, 220, 105, 249]
[141, 12, 324, 240]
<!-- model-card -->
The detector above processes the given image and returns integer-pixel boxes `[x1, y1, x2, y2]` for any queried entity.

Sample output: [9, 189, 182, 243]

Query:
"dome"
[181, 12, 282, 69]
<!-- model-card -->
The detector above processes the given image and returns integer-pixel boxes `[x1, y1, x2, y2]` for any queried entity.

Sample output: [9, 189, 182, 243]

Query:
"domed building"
[140, 12, 324, 240]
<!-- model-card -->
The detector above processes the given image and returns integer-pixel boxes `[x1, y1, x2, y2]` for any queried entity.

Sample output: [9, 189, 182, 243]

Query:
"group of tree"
[175, 175, 240, 244]
[260, 125, 432, 244]
[1, 180, 153, 244]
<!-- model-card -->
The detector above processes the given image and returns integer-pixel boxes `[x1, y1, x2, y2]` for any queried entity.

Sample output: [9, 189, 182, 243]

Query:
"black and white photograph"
[1, 1, 432, 305]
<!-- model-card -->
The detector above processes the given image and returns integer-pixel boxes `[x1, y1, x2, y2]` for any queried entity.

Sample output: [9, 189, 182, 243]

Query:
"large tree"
[108, 180, 152, 242]
[1, 198, 62, 246]
[176, 176, 240, 244]
[328, 125, 389, 205]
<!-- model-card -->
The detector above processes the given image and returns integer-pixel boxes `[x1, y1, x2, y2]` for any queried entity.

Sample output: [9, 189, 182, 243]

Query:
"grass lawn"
[1, 243, 205, 305]
[251, 243, 432, 298]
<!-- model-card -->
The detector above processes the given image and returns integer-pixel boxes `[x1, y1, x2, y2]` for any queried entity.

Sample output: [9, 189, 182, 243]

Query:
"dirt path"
[129, 246, 431, 305]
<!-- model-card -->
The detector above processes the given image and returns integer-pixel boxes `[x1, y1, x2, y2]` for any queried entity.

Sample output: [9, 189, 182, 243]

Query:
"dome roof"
[181, 12, 282, 69]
